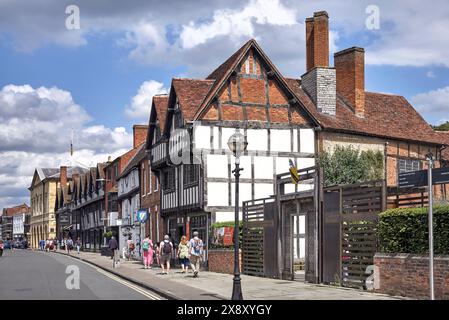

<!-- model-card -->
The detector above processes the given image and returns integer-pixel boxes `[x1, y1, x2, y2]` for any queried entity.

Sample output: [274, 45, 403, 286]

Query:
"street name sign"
[398, 167, 449, 188]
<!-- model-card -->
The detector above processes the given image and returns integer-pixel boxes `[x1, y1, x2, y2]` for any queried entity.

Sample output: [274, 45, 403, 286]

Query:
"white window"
[155, 176, 159, 192]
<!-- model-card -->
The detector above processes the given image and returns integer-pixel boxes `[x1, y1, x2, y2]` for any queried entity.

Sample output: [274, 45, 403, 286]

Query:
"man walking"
[189, 231, 204, 278]
[75, 237, 81, 254]
[159, 235, 173, 275]
[108, 236, 119, 267]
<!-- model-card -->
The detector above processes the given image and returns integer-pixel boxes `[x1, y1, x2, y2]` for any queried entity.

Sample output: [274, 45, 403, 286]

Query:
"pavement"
[0, 249, 162, 300]
[43, 249, 402, 300]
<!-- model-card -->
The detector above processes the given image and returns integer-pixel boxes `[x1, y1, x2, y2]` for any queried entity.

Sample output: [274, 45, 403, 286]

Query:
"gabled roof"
[117, 143, 147, 179]
[171, 78, 215, 122]
[153, 95, 169, 130]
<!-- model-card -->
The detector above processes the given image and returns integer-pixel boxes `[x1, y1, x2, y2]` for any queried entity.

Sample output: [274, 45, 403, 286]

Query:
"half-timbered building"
[147, 10, 448, 267]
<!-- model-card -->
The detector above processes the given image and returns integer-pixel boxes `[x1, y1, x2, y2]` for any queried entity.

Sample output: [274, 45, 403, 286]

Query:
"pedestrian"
[0, 240, 4, 257]
[75, 237, 81, 254]
[127, 235, 135, 261]
[52, 238, 57, 252]
[141, 235, 154, 269]
[178, 236, 190, 274]
[159, 235, 173, 275]
[108, 236, 119, 267]
[189, 231, 204, 278]
[66, 237, 74, 255]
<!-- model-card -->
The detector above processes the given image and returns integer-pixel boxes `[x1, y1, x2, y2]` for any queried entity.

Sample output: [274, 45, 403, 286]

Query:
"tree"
[433, 121, 449, 131]
[319, 145, 384, 187]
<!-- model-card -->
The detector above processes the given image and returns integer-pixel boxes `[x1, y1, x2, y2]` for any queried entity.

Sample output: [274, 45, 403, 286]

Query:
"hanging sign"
[136, 209, 149, 223]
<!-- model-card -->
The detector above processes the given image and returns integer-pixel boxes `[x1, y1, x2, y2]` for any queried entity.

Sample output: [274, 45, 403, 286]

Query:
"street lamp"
[227, 129, 248, 300]
[425, 152, 435, 300]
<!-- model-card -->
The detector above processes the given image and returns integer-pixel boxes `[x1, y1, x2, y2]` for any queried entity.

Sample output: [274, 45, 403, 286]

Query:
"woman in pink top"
[141, 235, 154, 269]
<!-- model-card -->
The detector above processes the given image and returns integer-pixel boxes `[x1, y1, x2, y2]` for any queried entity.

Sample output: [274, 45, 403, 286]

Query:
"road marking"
[57, 252, 161, 300]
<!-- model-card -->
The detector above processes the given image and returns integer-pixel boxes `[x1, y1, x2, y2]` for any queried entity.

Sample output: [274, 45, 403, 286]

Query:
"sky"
[1, 0, 449, 209]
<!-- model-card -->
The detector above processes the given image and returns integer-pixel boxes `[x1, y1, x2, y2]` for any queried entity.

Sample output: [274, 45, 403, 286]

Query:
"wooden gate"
[241, 197, 277, 277]
[323, 180, 386, 288]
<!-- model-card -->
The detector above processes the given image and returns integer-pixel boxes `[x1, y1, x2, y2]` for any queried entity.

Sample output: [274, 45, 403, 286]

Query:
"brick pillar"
[60, 166, 67, 186]
[133, 125, 148, 148]
[305, 11, 329, 72]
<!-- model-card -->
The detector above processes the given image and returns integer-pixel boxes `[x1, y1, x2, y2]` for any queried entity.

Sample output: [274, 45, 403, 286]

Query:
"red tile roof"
[172, 78, 215, 121]
[284, 76, 444, 145]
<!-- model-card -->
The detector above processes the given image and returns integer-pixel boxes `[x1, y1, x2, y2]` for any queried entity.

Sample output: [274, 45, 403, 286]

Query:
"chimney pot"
[305, 11, 329, 72]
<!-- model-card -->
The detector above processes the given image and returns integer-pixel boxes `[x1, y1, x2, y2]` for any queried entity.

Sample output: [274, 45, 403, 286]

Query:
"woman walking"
[141, 235, 154, 269]
[178, 236, 190, 274]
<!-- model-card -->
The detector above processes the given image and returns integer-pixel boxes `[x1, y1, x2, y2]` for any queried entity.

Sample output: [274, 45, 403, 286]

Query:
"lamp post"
[227, 129, 248, 301]
[425, 152, 435, 300]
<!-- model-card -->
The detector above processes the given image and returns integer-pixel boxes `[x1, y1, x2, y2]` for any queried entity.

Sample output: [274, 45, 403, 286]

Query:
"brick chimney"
[302, 11, 336, 116]
[334, 47, 365, 118]
[306, 11, 329, 72]
[133, 125, 148, 149]
[60, 166, 67, 186]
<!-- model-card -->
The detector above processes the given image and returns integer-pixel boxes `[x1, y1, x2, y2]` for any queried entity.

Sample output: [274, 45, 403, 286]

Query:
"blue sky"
[1, 0, 449, 209]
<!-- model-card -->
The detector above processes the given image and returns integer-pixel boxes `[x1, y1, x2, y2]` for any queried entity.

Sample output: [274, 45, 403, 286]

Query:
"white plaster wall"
[275, 157, 290, 175]
[254, 157, 273, 179]
[207, 154, 228, 178]
[193, 125, 210, 149]
[246, 129, 268, 151]
[271, 129, 291, 152]
[221, 127, 236, 149]
[296, 157, 315, 170]
[207, 182, 229, 206]
[300, 128, 315, 154]
[215, 211, 242, 222]
[254, 183, 274, 199]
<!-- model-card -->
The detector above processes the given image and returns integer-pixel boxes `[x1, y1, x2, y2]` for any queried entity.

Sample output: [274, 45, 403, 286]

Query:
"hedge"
[378, 205, 449, 254]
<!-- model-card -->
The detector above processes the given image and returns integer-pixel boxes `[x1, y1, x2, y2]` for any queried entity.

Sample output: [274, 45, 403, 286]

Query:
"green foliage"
[433, 121, 449, 131]
[209, 221, 243, 249]
[319, 145, 384, 187]
[103, 231, 113, 239]
[378, 205, 449, 254]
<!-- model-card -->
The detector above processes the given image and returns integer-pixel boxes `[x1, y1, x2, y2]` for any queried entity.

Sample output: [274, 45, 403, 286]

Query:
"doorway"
[291, 213, 306, 281]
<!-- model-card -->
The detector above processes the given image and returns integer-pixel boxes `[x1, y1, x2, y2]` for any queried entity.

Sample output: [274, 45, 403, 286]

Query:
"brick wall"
[208, 249, 242, 274]
[374, 253, 449, 300]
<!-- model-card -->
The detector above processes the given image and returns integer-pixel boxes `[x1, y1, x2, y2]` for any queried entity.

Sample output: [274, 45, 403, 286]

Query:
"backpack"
[162, 241, 172, 254]
[142, 240, 150, 251]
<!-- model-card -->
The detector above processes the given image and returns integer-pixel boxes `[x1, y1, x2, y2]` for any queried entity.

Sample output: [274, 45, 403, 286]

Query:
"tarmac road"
[0, 249, 163, 300]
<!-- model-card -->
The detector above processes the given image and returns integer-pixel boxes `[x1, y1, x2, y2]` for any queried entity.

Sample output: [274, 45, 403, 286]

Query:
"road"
[0, 249, 163, 300]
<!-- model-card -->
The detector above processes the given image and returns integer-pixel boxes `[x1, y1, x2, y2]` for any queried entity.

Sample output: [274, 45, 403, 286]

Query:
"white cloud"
[124, 80, 168, 121]
[411, 86, 449, 124]
[180, 0, 296, 49]
[0, 84, 133, 209]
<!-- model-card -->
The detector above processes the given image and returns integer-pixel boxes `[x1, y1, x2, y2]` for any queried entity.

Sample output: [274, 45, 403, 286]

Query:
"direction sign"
[398, 167, 449, 188]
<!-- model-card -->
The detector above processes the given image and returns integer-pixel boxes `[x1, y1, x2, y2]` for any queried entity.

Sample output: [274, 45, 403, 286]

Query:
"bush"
[319, 145, 384, 187]
[378, 205, 449, 254]
[209, 221, 243, 249]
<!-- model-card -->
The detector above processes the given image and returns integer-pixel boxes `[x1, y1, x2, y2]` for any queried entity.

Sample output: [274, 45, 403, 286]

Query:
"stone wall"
[374, 253, 449, 300]
[208, 249, 242, 274]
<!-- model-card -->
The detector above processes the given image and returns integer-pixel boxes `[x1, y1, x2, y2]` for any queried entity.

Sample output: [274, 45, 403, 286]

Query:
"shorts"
[160, 254, 171, 264]
[179, 257, 190, 266]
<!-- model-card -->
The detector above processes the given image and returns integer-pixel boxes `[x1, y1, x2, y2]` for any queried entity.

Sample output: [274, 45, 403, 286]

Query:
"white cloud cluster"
[0, 84, 133, 209]
[180, 0, 296, 49]
[124, 80, 168, 121]
[411, 86, 449, 124]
